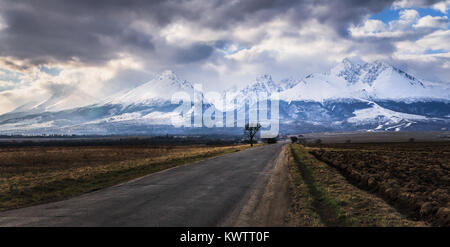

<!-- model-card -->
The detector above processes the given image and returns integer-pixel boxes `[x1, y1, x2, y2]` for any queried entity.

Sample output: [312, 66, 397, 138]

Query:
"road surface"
[0, 143, 290, 226]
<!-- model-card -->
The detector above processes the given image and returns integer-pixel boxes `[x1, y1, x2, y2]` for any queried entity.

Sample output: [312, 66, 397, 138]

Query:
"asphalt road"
[0, 143, 286, 226]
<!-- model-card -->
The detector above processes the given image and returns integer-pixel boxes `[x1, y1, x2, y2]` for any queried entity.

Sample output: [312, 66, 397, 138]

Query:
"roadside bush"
[263, 138, 278, 144]
[290, 136, 298, 143]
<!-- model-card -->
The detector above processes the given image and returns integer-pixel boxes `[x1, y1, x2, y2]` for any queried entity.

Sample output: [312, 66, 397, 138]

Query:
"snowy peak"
[234, 74, 299, 96]
[220, 74, 300, 111]
[330, 58, 389, 86]
[110, 70, 194, 105]
[281, 58, 449, 102]
[0, 60, 449, 135]
[246, 74, 281, 94]
[157, 70, 194, 90]
[333, 58, 364, 84]
[331, 58, 424, 88]
[279, 77, 299, 91]
[11, 87, 95, 114]
[360, 61, 389, 86]
[391, 66, 425, 87]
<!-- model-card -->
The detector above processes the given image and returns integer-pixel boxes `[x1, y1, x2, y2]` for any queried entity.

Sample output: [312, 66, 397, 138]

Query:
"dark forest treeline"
[0, 135, 241, 147]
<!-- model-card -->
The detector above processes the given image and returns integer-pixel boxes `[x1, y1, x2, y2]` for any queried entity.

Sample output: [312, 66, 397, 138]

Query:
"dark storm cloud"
[0, 7, 117, 64]
[175, 43, 214, 63]
[0, 1, 158, 65]
[0, 0, 442, 66]
[348, 37, 398, 55]
[311, 0, 396, 36]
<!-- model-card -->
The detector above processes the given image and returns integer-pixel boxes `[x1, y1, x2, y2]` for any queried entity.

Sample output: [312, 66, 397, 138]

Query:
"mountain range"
[0, 58, 449, 136]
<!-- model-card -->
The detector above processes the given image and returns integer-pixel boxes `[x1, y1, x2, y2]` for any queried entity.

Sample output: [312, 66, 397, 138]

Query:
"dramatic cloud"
[414, 15, 449, 29]
[0, 0, 397, 65]
[393, 0, 448, 11]
[0, 0, 448, 114]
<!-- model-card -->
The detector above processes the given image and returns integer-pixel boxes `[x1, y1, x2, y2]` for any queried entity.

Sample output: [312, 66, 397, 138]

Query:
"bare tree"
[244, 123, 261, 147]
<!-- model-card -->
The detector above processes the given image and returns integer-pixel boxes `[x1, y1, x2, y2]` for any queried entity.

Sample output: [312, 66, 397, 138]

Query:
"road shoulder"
[221, 144, 293, 226]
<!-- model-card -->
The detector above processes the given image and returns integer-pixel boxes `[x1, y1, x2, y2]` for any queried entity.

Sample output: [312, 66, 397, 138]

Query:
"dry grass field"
[0, 144, 254, 211]
[288, 144, 426, 226]
[307, 142, 449, 226]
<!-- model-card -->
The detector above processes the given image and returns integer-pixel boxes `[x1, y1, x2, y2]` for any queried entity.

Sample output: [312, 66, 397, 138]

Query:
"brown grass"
[308, 142, 449, 226]
[0, 144, 255, 211]
[289, 144, 426, 226]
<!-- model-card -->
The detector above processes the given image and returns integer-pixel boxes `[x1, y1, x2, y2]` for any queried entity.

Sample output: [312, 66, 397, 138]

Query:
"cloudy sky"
[0, 0, 449, 114]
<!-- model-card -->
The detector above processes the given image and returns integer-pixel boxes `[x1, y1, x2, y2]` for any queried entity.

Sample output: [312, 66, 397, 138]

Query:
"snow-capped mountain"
[221, 74, 299, 111]
[277, 58, 449, 132]
[0, 58, 448, 135]
[280, 58, 450, 102]
[10, 87, 95, 114]
[106, 70, 195, 106]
